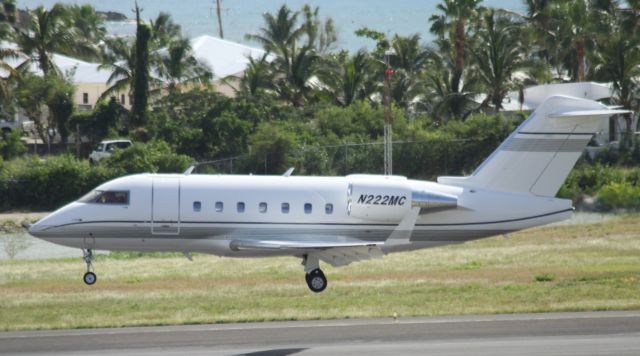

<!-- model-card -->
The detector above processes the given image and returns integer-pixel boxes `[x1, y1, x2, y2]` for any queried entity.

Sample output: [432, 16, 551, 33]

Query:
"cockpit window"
[79, 190, 129, 205]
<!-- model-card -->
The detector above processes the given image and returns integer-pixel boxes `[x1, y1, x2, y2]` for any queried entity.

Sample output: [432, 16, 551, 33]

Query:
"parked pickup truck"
[89, 139, 133, 164]
[0, 119, 21, 135]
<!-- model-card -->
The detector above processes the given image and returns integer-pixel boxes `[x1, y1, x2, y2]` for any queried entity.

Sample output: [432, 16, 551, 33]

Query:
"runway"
[2, 311, 640, 355]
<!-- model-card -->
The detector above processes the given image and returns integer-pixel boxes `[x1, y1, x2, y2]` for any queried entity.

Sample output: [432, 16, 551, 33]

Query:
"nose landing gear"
[82, 249, 97, 285]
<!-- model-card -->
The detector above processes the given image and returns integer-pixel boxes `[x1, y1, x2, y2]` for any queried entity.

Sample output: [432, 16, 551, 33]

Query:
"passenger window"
[325, 203, 333, 214]
[193, 201, 201, 212]
[215, 201, 223, 212]
[281, 202, 290, 214]
[259, 202, 267, 213]
[237, 202, 245, 213]
[304, 203, 312, 214]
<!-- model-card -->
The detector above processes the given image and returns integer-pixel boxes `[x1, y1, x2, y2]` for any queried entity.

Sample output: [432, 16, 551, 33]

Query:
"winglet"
[183, 165, 196, 176]
[283, 167, 295, 177]
[385, 207, 420, 246]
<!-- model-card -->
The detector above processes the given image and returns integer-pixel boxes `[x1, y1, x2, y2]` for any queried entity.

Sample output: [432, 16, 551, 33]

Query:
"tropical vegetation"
[0, 0, 638, 211]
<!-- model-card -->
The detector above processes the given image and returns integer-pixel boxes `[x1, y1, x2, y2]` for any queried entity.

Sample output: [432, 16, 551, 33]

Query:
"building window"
[82, 92, 89, 104]
[304, 203, 312, 214]
[120, 94, 126, 105]
[281, 202, 290, 214]
[259, 202, 267, 213]
[215, 201, 223, 212]
[325, 203, 333, 214]
[237, 202, 245, 213]
[193, 201, 201, 212]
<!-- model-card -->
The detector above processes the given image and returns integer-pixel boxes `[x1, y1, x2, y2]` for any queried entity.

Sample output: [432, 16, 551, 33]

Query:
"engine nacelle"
[347, 180, 412, 222]
[347, 177, 459, 222]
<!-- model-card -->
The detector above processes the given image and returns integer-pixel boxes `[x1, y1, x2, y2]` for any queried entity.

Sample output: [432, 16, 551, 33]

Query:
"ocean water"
[17, 0, 524, 51]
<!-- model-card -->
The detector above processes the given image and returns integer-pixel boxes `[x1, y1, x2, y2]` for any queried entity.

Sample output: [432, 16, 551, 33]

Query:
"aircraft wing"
[229, 207, 422, 268]
[229, 238, 380, 250]
[229, 238, 384, 267]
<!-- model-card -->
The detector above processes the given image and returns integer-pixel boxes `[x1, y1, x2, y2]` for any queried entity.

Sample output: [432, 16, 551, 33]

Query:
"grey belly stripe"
[503, 137, 591, 152]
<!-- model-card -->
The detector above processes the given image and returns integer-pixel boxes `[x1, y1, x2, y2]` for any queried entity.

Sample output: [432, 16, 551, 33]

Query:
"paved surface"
[1, 311, 640, 355]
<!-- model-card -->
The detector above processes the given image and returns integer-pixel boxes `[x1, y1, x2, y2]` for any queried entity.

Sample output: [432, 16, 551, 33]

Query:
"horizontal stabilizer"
[548, 109, 631, 118]
[438, 95, 630, 197]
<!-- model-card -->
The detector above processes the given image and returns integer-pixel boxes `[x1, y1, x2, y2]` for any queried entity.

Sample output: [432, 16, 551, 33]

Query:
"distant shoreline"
[15, 8, 128, 31]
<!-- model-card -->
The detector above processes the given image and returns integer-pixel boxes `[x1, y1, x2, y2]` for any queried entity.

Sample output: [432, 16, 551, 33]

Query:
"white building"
[2, 36, 268, 114]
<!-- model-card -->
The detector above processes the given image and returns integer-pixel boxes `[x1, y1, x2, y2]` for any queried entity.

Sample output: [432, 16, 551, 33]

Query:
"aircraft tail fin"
[438, 95, 631, 197]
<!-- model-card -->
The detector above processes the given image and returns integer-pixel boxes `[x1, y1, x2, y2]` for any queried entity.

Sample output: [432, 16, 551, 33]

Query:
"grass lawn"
[1, 214, 639, 331]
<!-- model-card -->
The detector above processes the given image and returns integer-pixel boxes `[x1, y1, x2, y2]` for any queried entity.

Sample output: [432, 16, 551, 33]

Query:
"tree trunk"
[38, 49, 49, 76]
[452, 20, 465, 93]
[575, 39, 586, 82]
[132, 5, 150, 127]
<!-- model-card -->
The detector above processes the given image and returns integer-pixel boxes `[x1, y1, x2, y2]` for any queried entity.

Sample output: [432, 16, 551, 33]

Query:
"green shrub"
[0, 155, 116, 211]
[0, 130, 27, 160]
[558, 164, 625, 203]
[597, 181, 640, 211]
[103, 140, 192, 175]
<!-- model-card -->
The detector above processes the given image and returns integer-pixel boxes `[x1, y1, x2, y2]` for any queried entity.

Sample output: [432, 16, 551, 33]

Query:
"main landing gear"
[303, 254, 327, 293]
[82, 249, 97, 285]
[305, 268, 327, 293]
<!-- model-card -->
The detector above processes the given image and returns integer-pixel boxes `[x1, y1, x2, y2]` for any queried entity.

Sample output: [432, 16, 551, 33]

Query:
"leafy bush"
[0, 155, 115, 211]
[558, 164, 625, 203]
[103, 140, 192, 175]
[597, 182, 640, 211]
[0, 130, 27, 160]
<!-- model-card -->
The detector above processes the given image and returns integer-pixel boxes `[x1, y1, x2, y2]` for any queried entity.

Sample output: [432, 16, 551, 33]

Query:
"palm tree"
[274, 45, 320, 106]
[0, 0, 19, 111]
[551, 1, 598, 82]
[301, 4, 337, 53]
[320, 49, 374, 106]
[471, 10, 527, 111]
[429, 0, 483, 92]
[0, 47, 20, 110]
[591, 22, 640, 145]
[245, 5, 305, 60]
[233, 53, 274, 97]
[18, 5, 94, 75]
[67, 4, 105, 47]
[421, 46, 479, 122]
[99, 37, 136, 101]
[149, 12, 181, 50]
[0, 0, 16, 40]
[387, 34, 430, 109]
[157, 37, 212, 93]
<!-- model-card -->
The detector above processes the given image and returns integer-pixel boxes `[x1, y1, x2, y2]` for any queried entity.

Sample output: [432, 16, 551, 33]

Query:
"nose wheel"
[82, 249, 97, 285]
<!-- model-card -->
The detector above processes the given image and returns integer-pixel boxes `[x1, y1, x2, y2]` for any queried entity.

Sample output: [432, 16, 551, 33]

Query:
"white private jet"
[29, 95, 630, 292]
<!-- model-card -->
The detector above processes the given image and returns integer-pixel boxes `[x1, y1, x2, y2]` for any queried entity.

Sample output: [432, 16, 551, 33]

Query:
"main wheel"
[83, 271, 97, 285]
[305, 268, 327, 293]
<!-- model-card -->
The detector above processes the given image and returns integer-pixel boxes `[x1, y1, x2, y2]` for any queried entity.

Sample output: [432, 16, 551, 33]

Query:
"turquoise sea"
[17, 0, 524, 51]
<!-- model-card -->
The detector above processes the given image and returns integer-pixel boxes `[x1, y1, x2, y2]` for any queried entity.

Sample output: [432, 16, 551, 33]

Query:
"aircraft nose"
[28, 221, 46, 237]
[27, 217, 57, 238]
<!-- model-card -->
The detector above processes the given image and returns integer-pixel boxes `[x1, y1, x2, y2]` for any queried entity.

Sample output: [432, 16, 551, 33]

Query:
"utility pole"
[383, 49, 395, 176]
[215, 0, 224, 38]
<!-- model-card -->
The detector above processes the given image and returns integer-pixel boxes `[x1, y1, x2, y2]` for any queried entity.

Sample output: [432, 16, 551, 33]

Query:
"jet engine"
[347, 180, 412, 222]
[347, 178, 459, 222]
